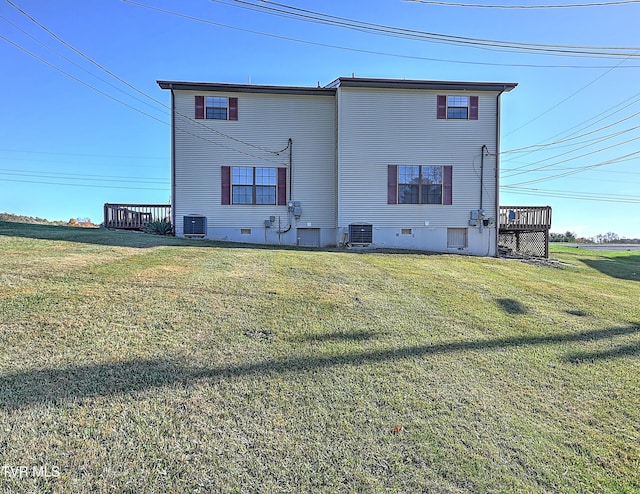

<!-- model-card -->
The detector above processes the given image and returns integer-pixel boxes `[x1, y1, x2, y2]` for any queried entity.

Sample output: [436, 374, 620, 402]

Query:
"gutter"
[169, 85, 176, 230]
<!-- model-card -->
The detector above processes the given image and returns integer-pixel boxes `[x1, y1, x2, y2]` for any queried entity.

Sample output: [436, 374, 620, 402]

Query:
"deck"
[499, 206, 552, 258]
[499, 206, 552, 232]
[103, 204, 171, 230]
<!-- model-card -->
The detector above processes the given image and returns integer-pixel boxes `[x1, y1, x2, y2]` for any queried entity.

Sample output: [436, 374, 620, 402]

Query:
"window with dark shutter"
[387, 165, 398, 204]
[195, 95, 205, 119]
[222, 166, 286, 205]
[437, 95, 447, 119]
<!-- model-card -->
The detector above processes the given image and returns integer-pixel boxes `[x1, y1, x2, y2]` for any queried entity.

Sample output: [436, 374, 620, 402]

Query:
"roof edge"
[157, 80, 336, 96]
[326, 77, 517, 92]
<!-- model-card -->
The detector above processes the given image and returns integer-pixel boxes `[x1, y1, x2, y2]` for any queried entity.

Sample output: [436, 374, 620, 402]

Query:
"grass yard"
[0, 221, 638, 493]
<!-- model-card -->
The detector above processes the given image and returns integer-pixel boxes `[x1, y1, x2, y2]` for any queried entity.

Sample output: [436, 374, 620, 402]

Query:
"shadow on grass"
[496, 298, 528, 315]
[564, 342, 640, 363]
[580, 255, 640, 282]
[1, 323, 638, 410]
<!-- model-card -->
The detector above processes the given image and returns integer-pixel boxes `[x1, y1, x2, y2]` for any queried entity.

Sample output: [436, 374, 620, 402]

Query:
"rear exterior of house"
[158, 77, 516, 256]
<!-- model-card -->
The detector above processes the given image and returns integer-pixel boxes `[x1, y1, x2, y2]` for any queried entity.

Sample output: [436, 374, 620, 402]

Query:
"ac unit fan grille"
[349, 224, 373, 245]
[183, 215, 206, 236]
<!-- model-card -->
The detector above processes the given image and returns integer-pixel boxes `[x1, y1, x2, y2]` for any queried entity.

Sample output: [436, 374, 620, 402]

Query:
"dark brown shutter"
[228, 97, 238, 120]
[469, 96, 479, 120]
[277, 168, 287, 205]
[221, 166, 231, 205]
[195, 95, 205, 119]
[437, 95, 447, 119]
[387, 165, 397, 204]
[443, 166, 453, 205]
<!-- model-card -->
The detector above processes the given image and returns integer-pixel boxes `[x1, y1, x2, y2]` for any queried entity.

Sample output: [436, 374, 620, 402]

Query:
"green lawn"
[1, 221, 638, 493]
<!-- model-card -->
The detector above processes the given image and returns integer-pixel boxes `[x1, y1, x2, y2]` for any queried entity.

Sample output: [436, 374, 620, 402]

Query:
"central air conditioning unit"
[349, 223, 373, 246]
[183, 215, 207, 237]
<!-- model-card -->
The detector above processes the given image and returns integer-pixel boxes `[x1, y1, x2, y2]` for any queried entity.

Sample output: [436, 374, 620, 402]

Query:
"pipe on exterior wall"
[170, 85, 176, 230]
[288, 138, 293, 201]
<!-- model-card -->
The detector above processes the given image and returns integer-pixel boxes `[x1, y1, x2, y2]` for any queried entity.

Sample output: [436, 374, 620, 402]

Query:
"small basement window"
[401, 228, 412, 235]
[240, 228, 252, 235]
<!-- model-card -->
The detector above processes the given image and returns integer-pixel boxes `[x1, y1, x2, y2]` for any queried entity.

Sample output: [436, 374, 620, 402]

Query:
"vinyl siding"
[336, 87, 498, 229]
[173, 90, 336, 236]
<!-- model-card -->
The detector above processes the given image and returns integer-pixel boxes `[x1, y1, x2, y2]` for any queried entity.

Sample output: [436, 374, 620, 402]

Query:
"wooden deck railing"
[103, 203, 171, 230]
[499, 206, 552, 231]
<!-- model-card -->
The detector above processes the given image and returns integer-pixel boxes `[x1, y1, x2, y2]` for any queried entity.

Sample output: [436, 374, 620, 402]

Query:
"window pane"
[398, 184, 419, 204]
[447, 95, 468, 107]
[232, 167, 253, 185]
[207, 108, 227, 120]
[421, 184, 442, 204]
[421, 166, 442, 185]
[255, 167, 276, 185]
[232, 185, 253, 204]
[205, 96, 228, 119]
[398, 165, 419, 184]
[447, 107, 468, 119]
[255, 185, 276, 205]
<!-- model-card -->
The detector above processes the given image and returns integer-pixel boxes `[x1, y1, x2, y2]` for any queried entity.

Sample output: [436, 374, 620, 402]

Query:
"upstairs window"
[195, 96, 238, 120]
[206, 96, 228, 120]
[437, 95, 478, 120]
[447, 96, 469, 119]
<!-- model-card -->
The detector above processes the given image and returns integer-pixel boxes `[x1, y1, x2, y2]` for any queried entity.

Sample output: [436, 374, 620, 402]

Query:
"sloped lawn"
[1, 222, 638, 492]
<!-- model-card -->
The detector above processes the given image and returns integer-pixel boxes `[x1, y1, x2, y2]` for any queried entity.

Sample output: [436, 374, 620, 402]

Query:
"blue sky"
[1, 0, 639, 238]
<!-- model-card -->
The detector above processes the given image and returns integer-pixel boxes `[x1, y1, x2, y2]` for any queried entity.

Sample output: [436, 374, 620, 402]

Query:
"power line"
[6, 0, 286, 157]
[502, 187, 640, 204]
[0, 13, 165, 115]
[0, 34, 170, 126]
[502, 150, 640, 187]
[0, 148, 165, 160]
[406, 0, 640, 8]
[215, 0, 640, 57]
[0, 169, 168, 183]
[502, 126, 640, 177]
[0, 177, 169, 191]
[123, 0, 640, 68]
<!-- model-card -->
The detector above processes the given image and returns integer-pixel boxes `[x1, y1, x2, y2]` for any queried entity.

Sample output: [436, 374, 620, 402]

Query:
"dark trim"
[387, 165, 397, 205]
[158, 80, 335, 96]
[443, 166, 453, 205]
[328, 77, 517, 92]
[158, 78, 517, 95]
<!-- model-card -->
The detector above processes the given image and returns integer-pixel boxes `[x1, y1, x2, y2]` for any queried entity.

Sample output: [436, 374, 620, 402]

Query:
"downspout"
[288, 138, 293, 201]
[170, 85, 176, 230]
[479, 144, 486, 233]
[494, 86, 507, 257]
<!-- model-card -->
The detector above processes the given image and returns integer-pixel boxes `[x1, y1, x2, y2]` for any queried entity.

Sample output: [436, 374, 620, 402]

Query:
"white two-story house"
[157, 77, 517, 256]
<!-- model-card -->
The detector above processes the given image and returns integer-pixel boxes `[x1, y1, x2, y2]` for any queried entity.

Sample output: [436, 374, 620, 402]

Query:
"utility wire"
[6, 0, 285, 157]
[502, 187, 640, 204]
[124, 0, 640, 68]
[502, 149, 640, 187]
[0, 177, 169, 191]
[0, 170, 169, 184]
[406, 0, 640, 8]
[216, 0, 640, 57]
[0, 33, 170, 126]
